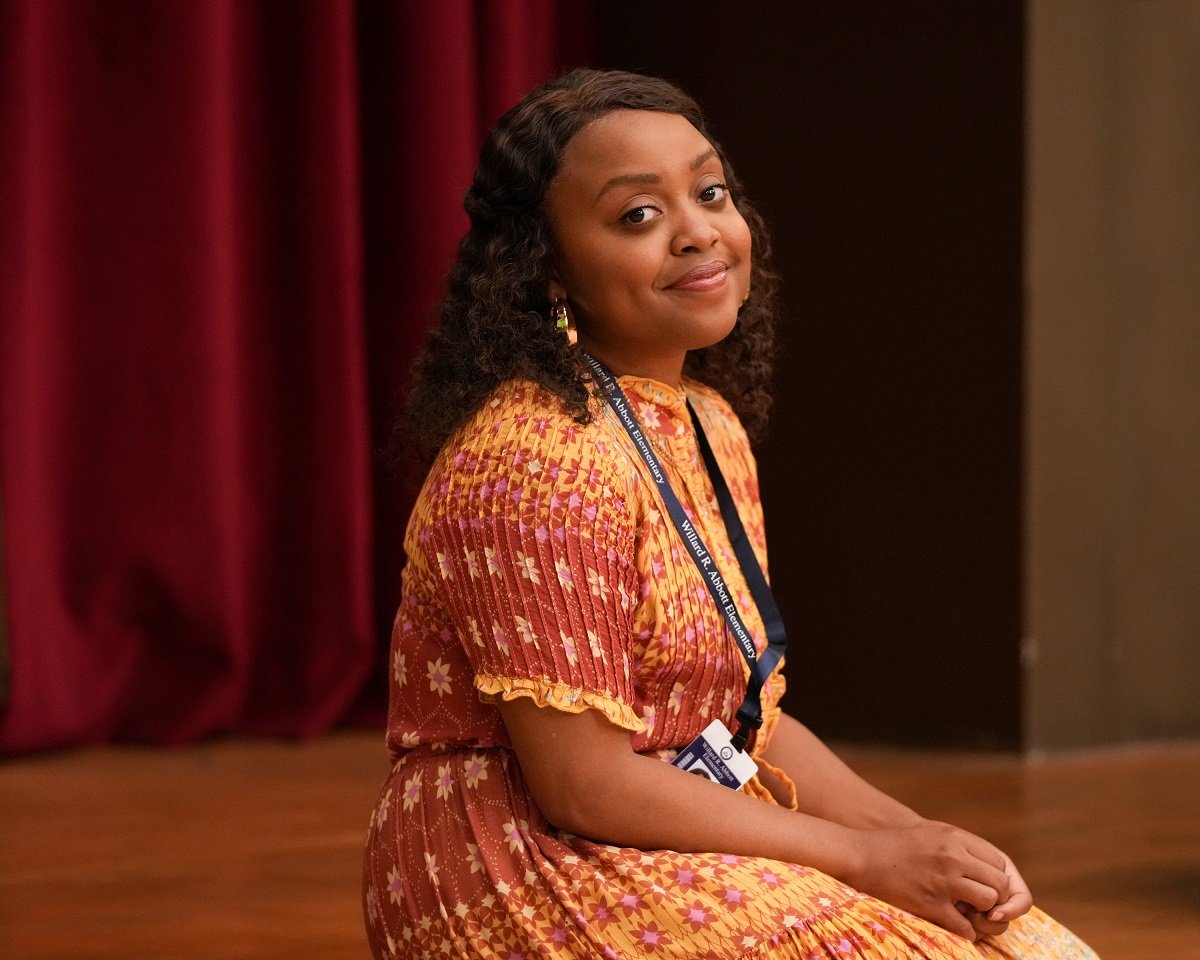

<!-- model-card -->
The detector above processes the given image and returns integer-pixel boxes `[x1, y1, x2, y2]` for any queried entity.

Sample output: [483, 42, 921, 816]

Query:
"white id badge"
[670, 719, 759, 789]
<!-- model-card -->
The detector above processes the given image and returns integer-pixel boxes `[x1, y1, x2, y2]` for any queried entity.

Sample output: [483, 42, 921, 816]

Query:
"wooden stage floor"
[1, 732, 1197, 959]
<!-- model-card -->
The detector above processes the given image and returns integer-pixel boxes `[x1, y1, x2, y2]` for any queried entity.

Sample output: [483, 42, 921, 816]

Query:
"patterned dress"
[363, 376, 1098, 960]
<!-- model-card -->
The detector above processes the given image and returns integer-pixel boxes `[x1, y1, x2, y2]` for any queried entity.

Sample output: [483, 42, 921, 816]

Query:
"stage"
[2, 733, 1196, 959]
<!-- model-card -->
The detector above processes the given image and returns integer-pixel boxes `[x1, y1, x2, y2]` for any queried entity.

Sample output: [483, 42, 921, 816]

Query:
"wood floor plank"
[838, 743, 1200, 960]
[1, 734, 1196, 958]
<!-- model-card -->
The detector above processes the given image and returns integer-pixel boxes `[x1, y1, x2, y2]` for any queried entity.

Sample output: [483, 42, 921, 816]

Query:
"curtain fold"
[0, 0, 591, 750]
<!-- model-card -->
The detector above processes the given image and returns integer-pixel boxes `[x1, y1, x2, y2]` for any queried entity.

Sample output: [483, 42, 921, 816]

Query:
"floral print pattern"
[363, 377, 1098, 959]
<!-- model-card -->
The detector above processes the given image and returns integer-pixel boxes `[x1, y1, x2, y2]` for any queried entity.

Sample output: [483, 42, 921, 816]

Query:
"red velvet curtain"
[0, 0, 592, 750]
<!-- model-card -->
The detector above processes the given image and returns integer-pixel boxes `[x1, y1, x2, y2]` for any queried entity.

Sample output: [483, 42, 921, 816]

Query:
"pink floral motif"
[462, 753, 489, 788]
[364, 379, 1094, 960]
[400, 772, 421, 812]
[484, 546, 501, 576]
[386, 866, 404, 905]
[464, 549, 481, 579]
[679, 901, 712, 931]
[636, 920, 671, 950]
[426, 658, 452, 697]
[587, 569, 611, 600]
[722, 885, 748, 907]
[502, 820, 524, 853]
[591, 904, 616, 927]
[617, 892, 642, 914]
[435, 763, 454, 800]
[635, 400, 661, 430]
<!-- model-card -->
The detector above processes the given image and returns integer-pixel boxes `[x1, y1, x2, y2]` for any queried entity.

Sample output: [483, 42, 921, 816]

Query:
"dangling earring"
[551, 298, 578, 346]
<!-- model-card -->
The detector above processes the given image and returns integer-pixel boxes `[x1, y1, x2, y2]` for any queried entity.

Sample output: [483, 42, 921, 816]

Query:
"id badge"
[670, 719, 759, 789]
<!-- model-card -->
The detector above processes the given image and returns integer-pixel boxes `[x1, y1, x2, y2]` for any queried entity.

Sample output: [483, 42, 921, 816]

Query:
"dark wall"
[601, 3, 1025, 747]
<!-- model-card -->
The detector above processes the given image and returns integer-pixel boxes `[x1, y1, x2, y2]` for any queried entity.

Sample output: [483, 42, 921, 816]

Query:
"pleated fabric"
[362, 377, 1098, 960]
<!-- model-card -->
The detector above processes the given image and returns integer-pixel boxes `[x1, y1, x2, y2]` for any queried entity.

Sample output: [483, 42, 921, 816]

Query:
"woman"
[363, 69, 1098, 960]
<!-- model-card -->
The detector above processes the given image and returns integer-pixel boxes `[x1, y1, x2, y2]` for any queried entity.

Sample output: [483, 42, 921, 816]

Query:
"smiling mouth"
[667, 261, 729, 291]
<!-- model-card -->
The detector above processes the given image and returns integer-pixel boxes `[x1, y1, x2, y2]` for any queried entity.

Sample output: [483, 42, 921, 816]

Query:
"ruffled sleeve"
[418, 383, 645, 733]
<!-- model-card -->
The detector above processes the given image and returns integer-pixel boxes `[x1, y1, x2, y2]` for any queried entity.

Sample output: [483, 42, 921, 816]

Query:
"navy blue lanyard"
[581, 354, 788, 752]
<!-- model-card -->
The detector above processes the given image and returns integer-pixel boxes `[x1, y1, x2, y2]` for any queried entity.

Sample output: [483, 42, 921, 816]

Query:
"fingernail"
[989, 910, 1004, 922]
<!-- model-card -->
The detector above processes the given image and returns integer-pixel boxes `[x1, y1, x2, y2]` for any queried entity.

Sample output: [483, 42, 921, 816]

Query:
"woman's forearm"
[571, 748, 865, 875]
[500, 699, 1021, 941]
[501, 699, 866, 881]
[761, 713, 924, 829]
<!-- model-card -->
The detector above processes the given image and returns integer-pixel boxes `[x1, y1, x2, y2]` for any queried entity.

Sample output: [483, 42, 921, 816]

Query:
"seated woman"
[363, 68, 1099, 960]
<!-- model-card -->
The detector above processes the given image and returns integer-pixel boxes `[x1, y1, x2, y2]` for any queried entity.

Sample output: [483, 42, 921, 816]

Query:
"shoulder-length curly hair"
[399, 68, 779, 461]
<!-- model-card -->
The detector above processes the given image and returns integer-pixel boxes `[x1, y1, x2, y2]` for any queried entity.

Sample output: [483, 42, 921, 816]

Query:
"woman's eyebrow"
[594, 149, 720, 202]
[596, 172, 660, 201]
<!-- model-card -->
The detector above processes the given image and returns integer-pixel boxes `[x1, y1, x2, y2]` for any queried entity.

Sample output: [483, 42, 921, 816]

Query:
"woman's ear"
[546, 271, 567, 304]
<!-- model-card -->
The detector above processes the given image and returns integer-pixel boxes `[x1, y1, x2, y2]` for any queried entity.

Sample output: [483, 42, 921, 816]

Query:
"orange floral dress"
[363, 376, 1098, 960]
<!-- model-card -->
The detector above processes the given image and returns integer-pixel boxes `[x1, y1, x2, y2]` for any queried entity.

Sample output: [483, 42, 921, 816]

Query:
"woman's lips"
[666, 260, 729, 292]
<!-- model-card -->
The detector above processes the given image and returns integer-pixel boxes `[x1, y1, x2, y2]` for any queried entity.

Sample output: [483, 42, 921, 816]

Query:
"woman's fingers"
[958, 858, 1008, 903]
[951, 876, 1001, 915]
[990, 890, 1033, 922]
[971, 914, 1011, 937]
[937, 902, 980, 942]
[961, 832, 1008, 872]
[959, 834, 1013, 903]
[988, 855, 1033, 921]
[958, 904, 1011, 938]
[852, 824, 1030, 941]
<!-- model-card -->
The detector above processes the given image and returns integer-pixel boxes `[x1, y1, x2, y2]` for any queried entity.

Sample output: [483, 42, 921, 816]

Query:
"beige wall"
[1026, 0, 1200, 749]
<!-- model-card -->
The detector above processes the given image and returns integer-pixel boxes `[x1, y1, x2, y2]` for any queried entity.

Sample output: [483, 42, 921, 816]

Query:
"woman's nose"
[671, 209, 720, 255]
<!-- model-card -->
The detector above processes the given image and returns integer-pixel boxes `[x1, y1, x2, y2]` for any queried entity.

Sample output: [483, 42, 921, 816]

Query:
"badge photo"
[671, 719, 759, 790]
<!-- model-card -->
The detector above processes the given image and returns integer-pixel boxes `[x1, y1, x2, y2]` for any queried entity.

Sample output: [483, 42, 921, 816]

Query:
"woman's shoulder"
[432, 378, 630, 487]
[461, 377, 582, 426]
[451, 378, 594, 444]
[403, 379, 640, 592]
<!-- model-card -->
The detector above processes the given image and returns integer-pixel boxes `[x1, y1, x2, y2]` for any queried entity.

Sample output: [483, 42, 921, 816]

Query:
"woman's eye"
[699, 183, 730, 203]
[621, 205, 660, 225]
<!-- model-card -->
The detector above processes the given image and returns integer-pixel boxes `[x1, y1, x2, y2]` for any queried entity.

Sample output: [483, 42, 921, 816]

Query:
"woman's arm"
[761, 712, 924, 828]
[762, 711, 1033, 936]
[499, 698, 1015, 942]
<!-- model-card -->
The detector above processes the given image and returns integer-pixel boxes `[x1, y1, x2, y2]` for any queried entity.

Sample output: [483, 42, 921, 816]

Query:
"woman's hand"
[846, 821, 1015, 942]
[961, 851, 1033, 937]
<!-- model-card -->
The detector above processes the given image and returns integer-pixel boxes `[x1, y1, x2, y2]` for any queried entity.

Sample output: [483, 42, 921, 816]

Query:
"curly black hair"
[398, 68, 779, 461]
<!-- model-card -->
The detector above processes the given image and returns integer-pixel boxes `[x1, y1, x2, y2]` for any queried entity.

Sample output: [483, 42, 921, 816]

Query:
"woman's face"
[544, 110, 752, 384]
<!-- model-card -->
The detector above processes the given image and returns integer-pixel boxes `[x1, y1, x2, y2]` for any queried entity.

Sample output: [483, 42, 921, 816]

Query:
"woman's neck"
[576, 336, 685, 389]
